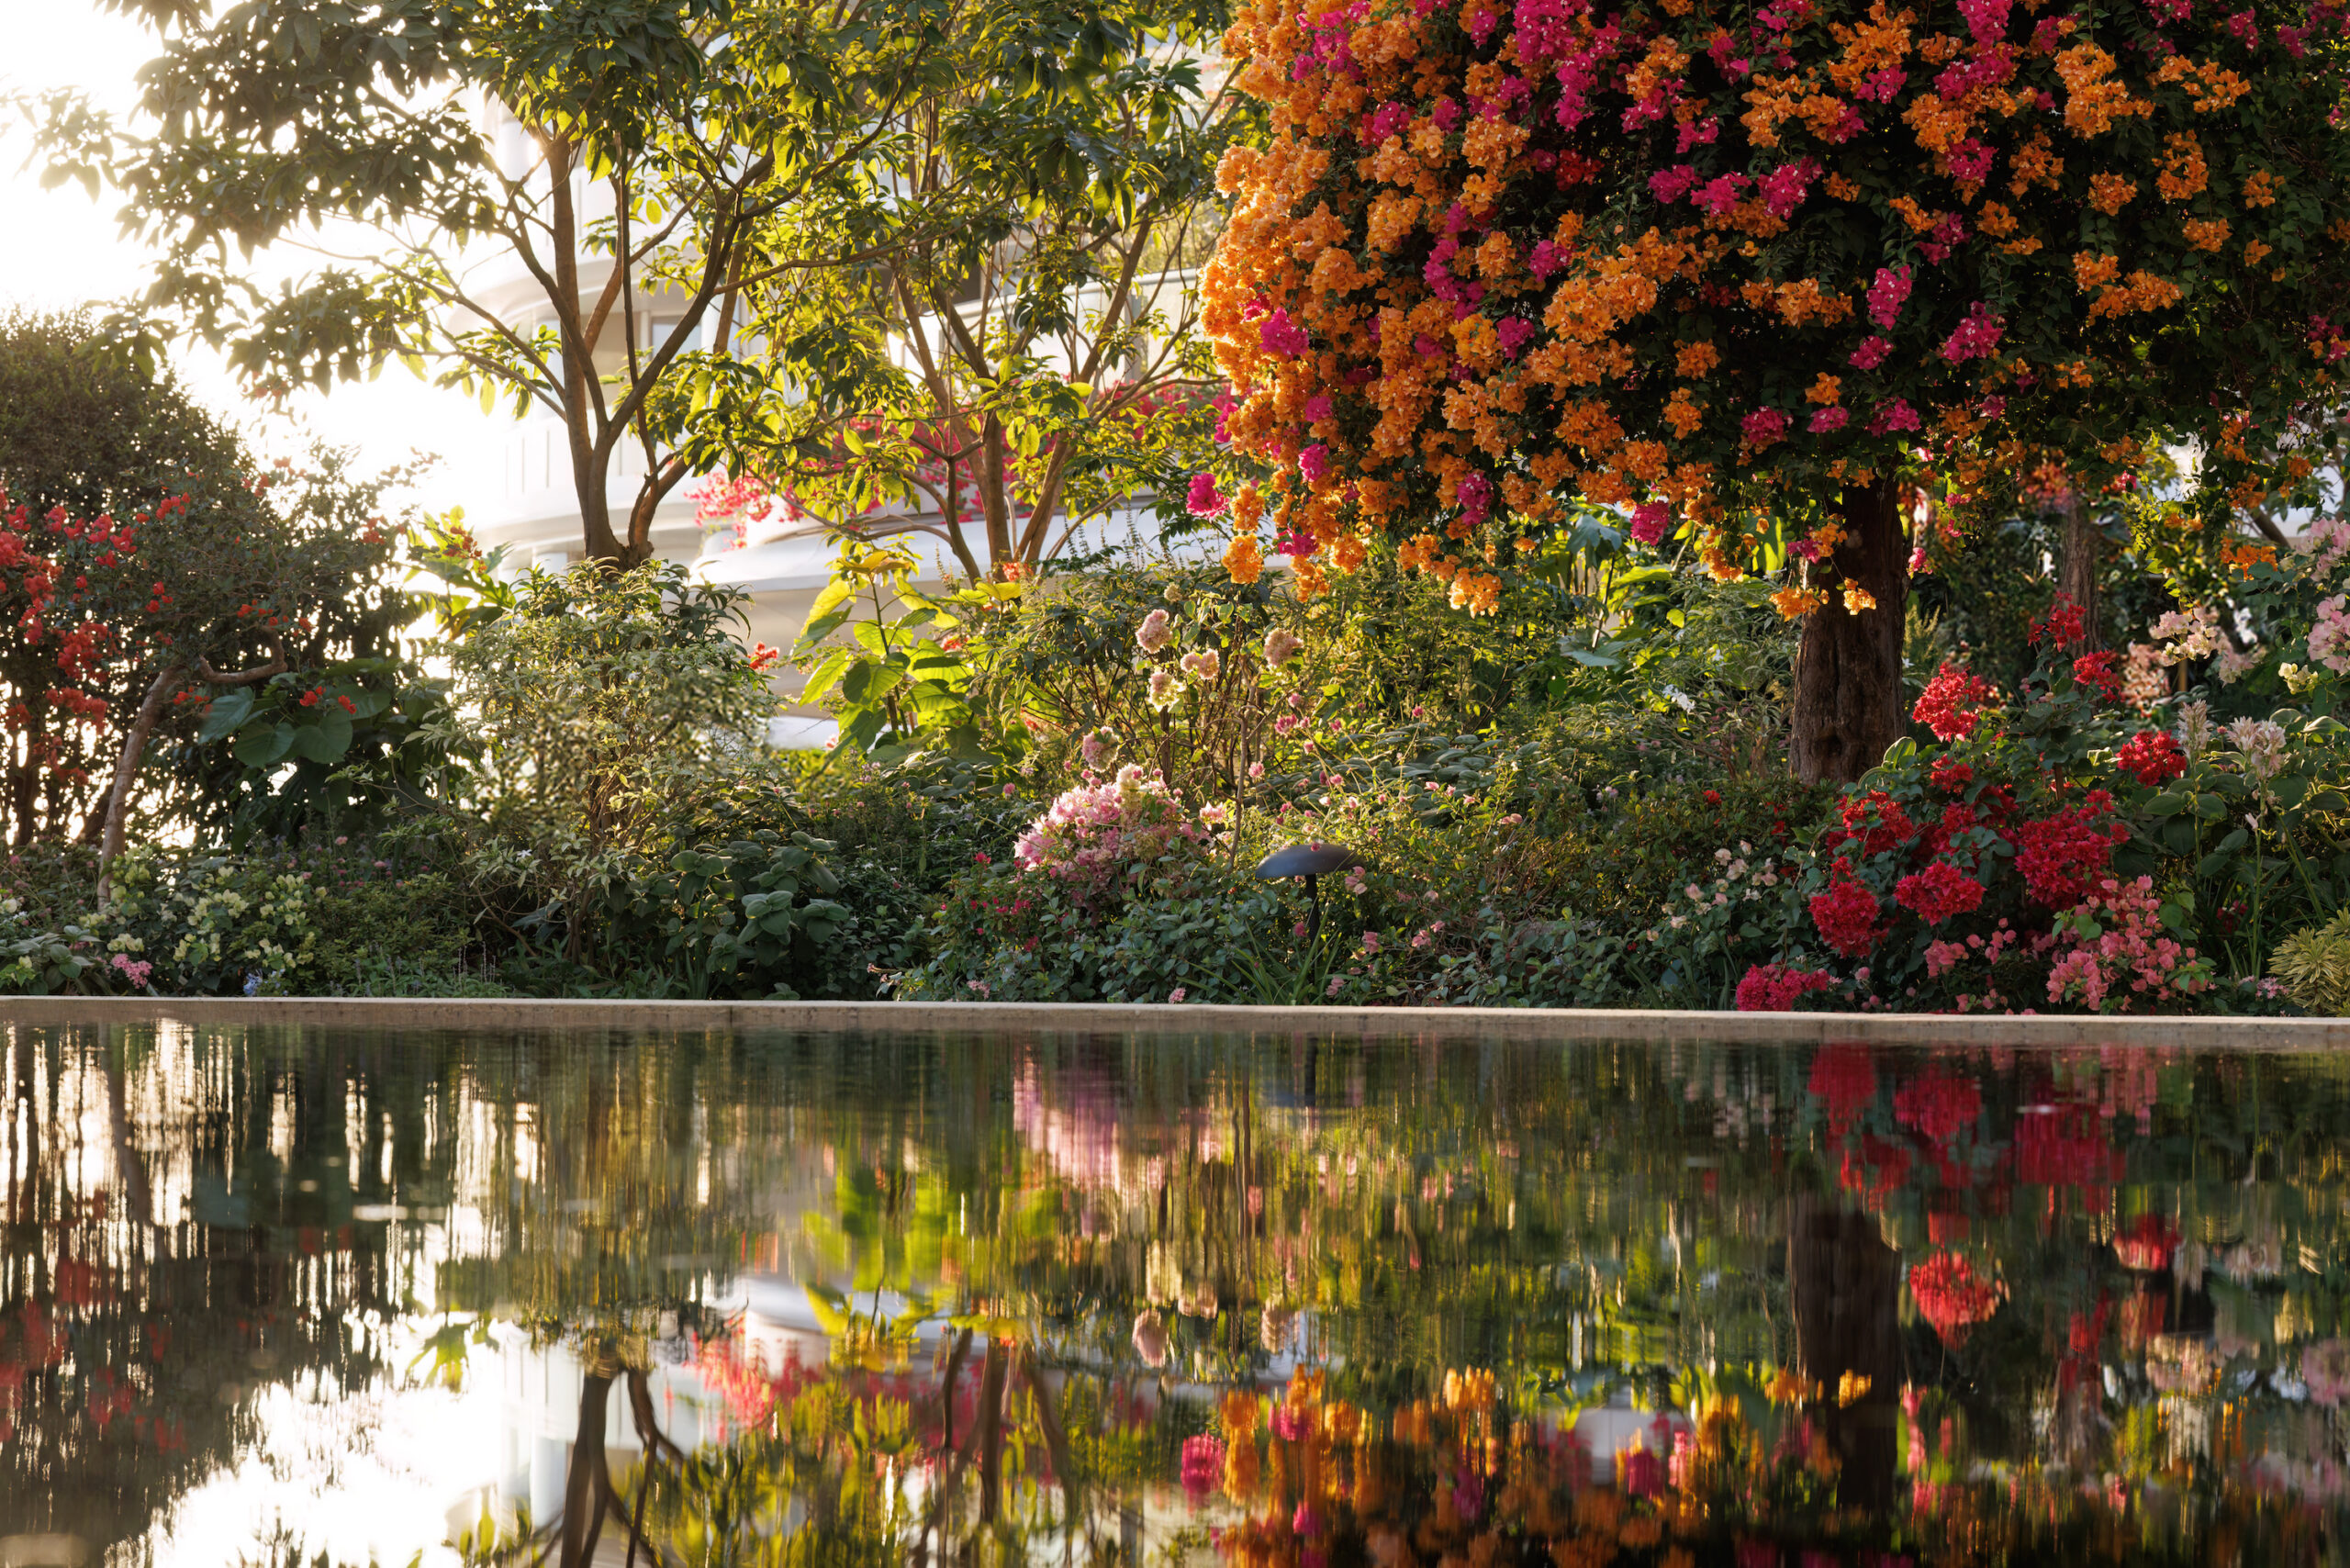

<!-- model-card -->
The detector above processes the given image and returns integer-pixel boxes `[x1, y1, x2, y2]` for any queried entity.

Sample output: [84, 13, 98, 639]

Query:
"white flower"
[1147, 668, 1181, 711]
[2221, 717, 2288, 780]
[2175, 699, 2213, 760]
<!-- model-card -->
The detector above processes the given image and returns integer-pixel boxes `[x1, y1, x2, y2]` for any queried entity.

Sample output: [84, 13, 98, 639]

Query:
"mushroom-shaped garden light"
[1254, 842, 1356, 940]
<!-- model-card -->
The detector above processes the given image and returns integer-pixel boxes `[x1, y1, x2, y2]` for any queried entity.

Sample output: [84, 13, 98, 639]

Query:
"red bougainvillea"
[2113, 728, 2187, 786]
[1912, 663, 1998, 741]
[1894, 859, 1987, 924]
[1735, 962, 1835, 1011]
[1810, 868, 1884, 956]
[1909, 1251, 2004, 1341]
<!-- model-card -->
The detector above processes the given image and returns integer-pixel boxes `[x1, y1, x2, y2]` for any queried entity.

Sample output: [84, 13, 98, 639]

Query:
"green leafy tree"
[28, 0, 941, 566]
[705, 0, 1241, 577]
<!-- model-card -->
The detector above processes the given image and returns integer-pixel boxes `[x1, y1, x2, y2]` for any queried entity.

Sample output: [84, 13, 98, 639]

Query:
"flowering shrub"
[1734, 962, 1832, 1013]
[1013, 767, 1210, 902]
[2043, 875, 2216, 1009]
[1204, 0, 2350, 622]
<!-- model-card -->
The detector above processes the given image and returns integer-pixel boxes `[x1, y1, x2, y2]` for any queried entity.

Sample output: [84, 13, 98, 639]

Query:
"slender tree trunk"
[2059, 491, 2101, 649]
[558, 1357, 616, 1568]
[1789, 1194, 1902, 1513]
[1790, 479, 1908, 784]
[96, 664, 186, 902]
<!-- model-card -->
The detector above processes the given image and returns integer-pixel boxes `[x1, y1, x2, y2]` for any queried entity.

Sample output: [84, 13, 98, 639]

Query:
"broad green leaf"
[290, 711, 354, 764]
[198, 689, 256, 743]
[799, 576, 859, 641]
[235, 724, 297, 768]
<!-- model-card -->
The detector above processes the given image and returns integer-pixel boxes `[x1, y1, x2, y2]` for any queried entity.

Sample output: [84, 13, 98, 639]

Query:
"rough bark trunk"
[1789, 1194, 1903, 1513]
[2059, 493, 2101, 649]
[1790, 479, 1908, 784]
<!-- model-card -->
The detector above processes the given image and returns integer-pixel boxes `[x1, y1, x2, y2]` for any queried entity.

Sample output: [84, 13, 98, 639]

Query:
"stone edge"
[0, 995, 2338, 1047]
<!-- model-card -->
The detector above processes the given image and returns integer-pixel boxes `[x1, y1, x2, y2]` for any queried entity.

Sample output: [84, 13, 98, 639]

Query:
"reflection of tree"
[0, 1024, 427, 1549]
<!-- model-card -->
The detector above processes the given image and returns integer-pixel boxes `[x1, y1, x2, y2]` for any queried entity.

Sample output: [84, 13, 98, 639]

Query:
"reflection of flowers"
[2112, 1213, 2178, 1272]
[1181, 1433, 1225, 1495]
[1910, 1251, 2003, 1341]
[2303, 1339, 2350, 1406]
[1132, 1308, 1169, 1368]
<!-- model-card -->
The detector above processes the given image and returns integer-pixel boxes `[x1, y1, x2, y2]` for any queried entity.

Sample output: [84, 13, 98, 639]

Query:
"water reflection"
[1, 1025, 2346, 1564]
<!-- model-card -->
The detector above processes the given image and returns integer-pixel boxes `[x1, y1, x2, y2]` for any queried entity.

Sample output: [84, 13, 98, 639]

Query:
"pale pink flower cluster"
[2308, 593, 2350, 674]
[2221, 716, 2288, 779]
[2044, 875, 2211, 1010]
[1013, 765, 1204, 894]
[2296, 515, 2350, 579]
[1923, 924, 2018, 979]
[2304, 1338, 2350, 1406]
[1262, 628, 1304, 667]
[2121, 643, 2168, 710]
[2149, 604, 2222, 662]
[2213, 641, 2263, 683]
[2175, 699, 2214, 760]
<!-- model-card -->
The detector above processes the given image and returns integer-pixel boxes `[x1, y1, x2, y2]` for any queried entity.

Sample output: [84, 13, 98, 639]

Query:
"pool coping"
[0, 995, 2340, 1046]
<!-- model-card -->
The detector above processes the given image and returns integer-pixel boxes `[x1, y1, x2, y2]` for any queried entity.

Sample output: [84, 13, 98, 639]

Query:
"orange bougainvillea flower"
[1201, 0, 2350, 620]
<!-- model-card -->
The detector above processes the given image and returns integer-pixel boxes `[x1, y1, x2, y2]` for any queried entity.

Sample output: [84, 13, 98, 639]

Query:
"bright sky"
[0, 5, 484, 513]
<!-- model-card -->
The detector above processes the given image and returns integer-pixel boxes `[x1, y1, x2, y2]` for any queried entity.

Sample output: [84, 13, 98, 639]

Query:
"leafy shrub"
[2273, 912, 2350, 1016]
[101, 840, 479, 996]
[421, 561, 778, 964]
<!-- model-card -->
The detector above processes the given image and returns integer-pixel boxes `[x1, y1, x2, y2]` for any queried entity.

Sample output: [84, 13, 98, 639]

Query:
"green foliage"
[793, 542, 1003, 761]
[603, 828, 852, 1000]
[717, 0, 1240, 575]
[423, 560, 778, 962]
[40, 839, 484, 998]
[2273, 911, 2350, 1017]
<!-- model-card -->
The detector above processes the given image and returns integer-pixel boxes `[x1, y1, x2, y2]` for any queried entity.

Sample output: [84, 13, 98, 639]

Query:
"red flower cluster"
[1893, 1068, 1983, 1147]
[1825, 789, 1916, 857]
[2009, 792, 2129, 906]
[2071, 650, 2122, 700]
[2030, 596, 2089, 649]
[2113, 729, 2187, 787]
[1809, 871, 1883, 958]
[1734, 963, 1834, 1013]
[1913, 664, 1998, 742]
[1807, 1043, 1877, 1136]
[2111, 1213, 2178, 1272]
[1909, 1252, 2003, 1342]
[1928, 757, 1974, 792]
[1894, 860, 1987, 924]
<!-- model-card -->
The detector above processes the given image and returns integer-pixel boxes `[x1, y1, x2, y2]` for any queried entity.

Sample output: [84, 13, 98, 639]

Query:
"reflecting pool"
[3, 1023, 2348, 1565]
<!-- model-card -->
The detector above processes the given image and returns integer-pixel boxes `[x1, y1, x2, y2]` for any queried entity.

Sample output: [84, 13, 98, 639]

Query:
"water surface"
[2, 1023, 2344, 1565]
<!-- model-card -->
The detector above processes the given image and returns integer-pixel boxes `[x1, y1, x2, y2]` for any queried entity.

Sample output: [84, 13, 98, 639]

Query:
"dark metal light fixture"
[1254, 842, 1355, 939]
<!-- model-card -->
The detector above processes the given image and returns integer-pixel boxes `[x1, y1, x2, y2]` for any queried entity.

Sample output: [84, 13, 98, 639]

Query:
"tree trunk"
[558, 1356, 616, 1568]
[96, 664, 186, 902]
[1790, 479, 1908, 784]
[2059, 492, 2100, 649]
[1788, 1193, 1902, 1513]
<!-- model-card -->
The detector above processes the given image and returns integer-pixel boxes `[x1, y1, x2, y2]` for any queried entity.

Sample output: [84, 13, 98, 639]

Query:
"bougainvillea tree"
[1204, 0, 2350, 778]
